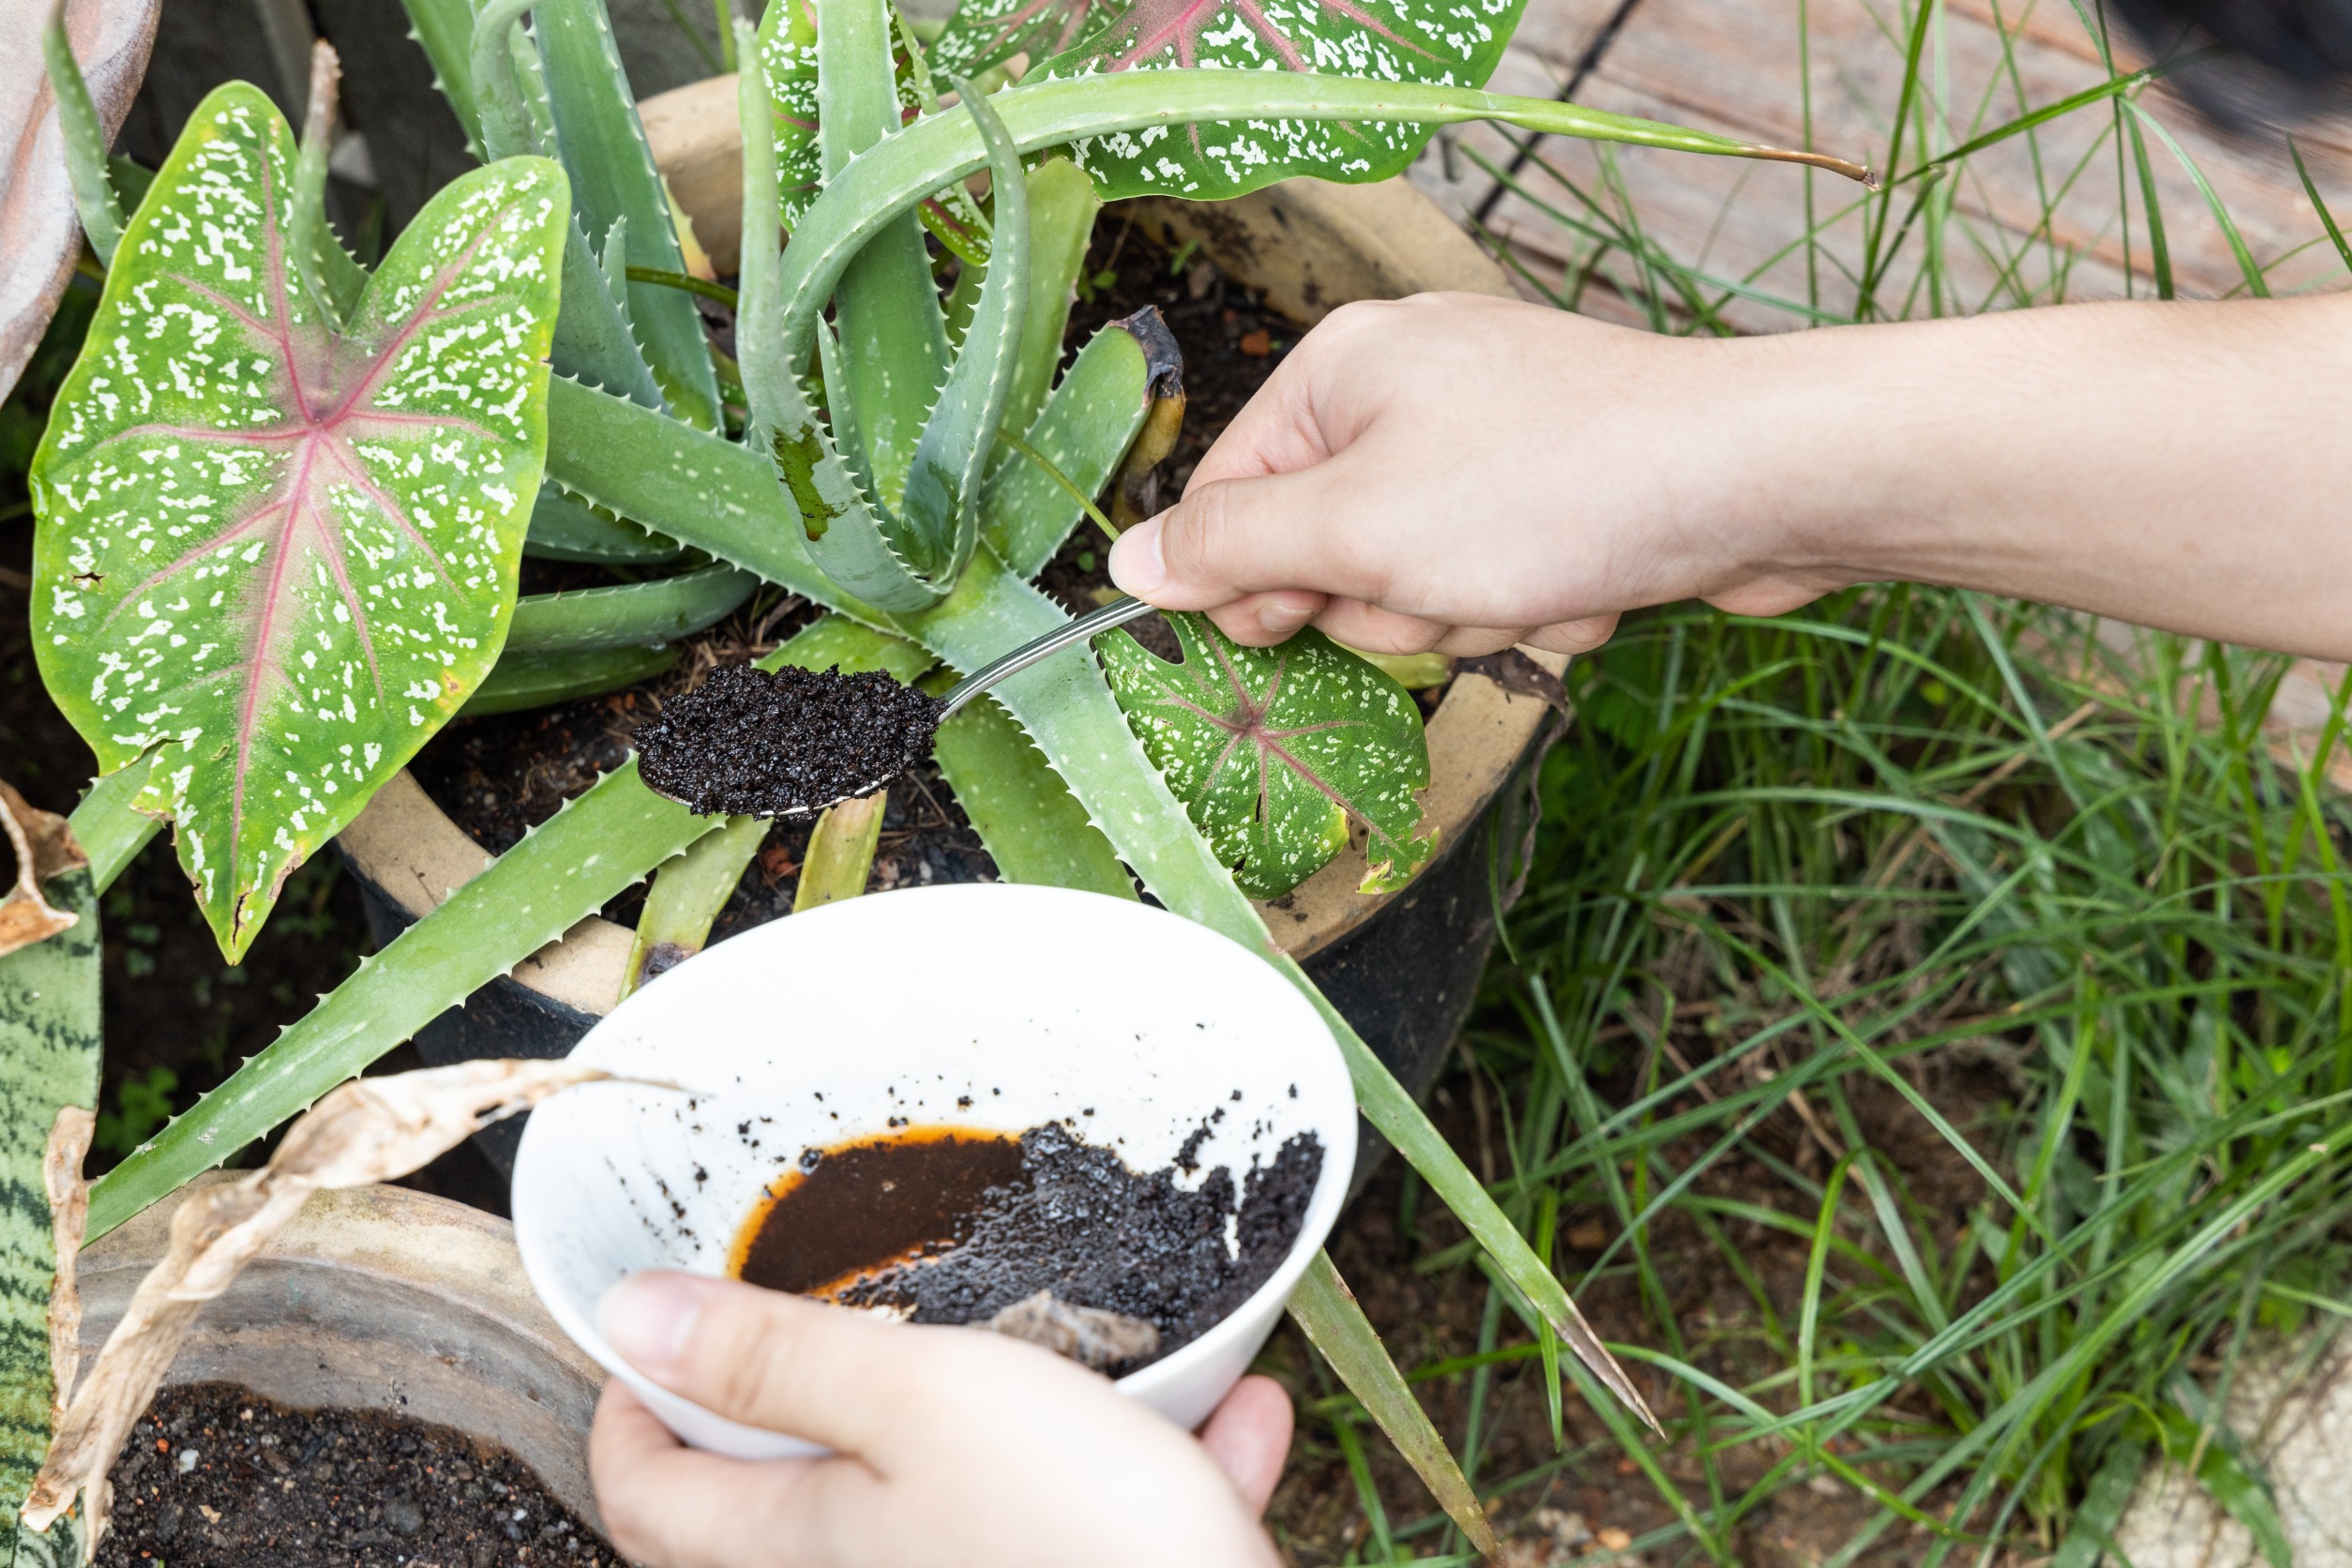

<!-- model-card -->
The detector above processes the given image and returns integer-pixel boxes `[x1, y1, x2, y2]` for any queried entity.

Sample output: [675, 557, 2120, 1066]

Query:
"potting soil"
[632, 662, 949, 818]
[97, 1382, 610, 1568]
[733, 1120, 1323, 1377]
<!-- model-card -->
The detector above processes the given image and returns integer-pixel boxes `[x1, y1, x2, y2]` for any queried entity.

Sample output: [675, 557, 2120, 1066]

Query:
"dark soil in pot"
[98, 1383, 609, 1568]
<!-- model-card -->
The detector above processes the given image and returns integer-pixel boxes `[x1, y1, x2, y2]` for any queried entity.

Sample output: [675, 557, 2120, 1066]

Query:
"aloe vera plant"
[28, 0, 1868, 1521]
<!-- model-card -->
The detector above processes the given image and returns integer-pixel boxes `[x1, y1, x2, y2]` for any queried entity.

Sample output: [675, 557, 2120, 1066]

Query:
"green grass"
[1288, 2, 2352, 1561]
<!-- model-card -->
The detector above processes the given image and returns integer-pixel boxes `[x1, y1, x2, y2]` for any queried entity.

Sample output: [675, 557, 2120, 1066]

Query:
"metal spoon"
[933, 593, 1158, 720]
[635, 595, 1160, 820]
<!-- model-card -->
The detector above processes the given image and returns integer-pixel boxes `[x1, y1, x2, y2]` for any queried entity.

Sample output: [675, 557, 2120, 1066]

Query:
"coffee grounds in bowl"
[733, 1122, 1323, 1377]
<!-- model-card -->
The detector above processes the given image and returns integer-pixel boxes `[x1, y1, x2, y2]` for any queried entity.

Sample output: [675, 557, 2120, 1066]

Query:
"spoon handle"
[939, 596, 1160, 717]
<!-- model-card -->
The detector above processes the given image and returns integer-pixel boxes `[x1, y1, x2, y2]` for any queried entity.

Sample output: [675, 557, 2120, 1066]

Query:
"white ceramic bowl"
[511, 882, 1357, 1458]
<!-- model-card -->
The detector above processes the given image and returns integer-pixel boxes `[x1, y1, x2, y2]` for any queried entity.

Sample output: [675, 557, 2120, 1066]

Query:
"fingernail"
[597, 1273, 704, 1372]
[1257, 595, 1317, 641]
[1108, 514, 1168, 595]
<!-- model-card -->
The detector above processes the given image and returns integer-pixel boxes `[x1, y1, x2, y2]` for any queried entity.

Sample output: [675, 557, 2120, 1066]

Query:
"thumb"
[598, 1272, 1022, 1461]
[1109, 462, 1380, 613]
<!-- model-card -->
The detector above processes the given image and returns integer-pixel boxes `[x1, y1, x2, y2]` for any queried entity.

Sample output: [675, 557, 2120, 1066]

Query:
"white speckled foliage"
[929, 0, 1123, 77]
[29, 83, 569, 960]
[1030, 0, 1527, 200]
[1098, 612, 1432, 898]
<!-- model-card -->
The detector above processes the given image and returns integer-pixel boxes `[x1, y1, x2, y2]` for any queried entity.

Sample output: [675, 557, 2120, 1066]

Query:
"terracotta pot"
[80, 1181, 608, 1530]
[337, 75, 1567, 1170]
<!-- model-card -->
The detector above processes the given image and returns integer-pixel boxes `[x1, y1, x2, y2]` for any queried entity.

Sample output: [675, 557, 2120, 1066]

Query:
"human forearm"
[1736, 294, 2352, 660]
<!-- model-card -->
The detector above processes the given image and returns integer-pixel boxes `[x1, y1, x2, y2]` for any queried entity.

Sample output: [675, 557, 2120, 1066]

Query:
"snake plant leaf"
[1097, 614, 1431, 898]
[1030, 0, 1529, 202]
[29, 83, 568, 960]
[0, 792, 101, 1564]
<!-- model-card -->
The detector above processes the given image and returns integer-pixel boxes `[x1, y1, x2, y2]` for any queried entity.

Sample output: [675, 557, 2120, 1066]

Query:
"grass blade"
[1289, 1251, 1500, 1560]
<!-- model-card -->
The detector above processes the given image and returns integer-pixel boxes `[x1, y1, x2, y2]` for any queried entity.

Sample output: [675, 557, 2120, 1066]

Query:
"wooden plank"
[1438, 0, 2352, 329]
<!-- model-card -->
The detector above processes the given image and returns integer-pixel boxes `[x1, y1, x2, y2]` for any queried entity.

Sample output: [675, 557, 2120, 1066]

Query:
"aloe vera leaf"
[1098, 615, 1433, 898]
[770, 71, 1864, 369]
[400, 0, 489, 158]
[288, 44, 369, 324]
[623, 811, 770, 996]
[65, 759, 158, 897]
[985, 324, 1152, 580]
[1289, 1252, 1499, 1558]
[30, 88, 569, 961]
[942, 254, 986, 352]
[472, 0, 548, 158]
[999, 158, 1101, 456]
[731, 38, 943, 613]
[506, 564, 757, 655]
[533, 0, 725, 431]
[464, 0, 667, 411]
[461, 644, 680, 715]
[0, 841, 100, 1562]
[544, 374, 882, 618]
[814, 322, 881, 504]
[40, 9, 126, 265]
[525, 483, 686, 565]
[793, 792, 888, 909]
[894, 553, 1658, 1428]
[83, 760, 723, 1242]
[623, 612, 934, 994]
[897, 82, 1030, 583]
[928, 692, 1135, 898]
[555, 214, 668, 409]
[813, 0, 951, 509]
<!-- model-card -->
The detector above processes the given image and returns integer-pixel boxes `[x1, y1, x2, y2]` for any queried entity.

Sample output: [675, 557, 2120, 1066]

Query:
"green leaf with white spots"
[28, 83, 569, 961]
[1097, 613, 1431, 898]
[930, 0, 1123, 78]
[1030, 0, 1529, 200]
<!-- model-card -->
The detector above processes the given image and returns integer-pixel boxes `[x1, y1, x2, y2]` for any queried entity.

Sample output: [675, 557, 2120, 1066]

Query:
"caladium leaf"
[29, 83, 568, 960]
[1098, 613, 1432, 898]
[930, 0, 1122, 78]
[1032, 0, 1528, 200]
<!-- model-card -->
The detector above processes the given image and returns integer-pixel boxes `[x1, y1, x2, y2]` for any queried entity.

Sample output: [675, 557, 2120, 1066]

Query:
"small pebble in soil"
[634, 663, 948, 818]
[733, 1121, 1323, 1377]
[98, 1382, 612, 1568]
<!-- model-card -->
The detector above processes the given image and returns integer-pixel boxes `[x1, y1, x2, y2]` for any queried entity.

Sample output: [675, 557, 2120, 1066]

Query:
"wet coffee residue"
[633, 662, 948, 818]
[732, 1121, 1323, 1376]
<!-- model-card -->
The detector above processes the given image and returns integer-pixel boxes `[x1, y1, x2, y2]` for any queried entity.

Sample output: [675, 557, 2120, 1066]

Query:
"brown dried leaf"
[23, 1060, 636, 1549]
[983, 1290, 1160, 1373]
[0, 779, 88, 958]
[44, 1105, 94, 1421]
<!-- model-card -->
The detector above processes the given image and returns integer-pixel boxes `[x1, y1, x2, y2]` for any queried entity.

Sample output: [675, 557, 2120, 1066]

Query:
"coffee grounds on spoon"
[634, 663, 948, 817]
